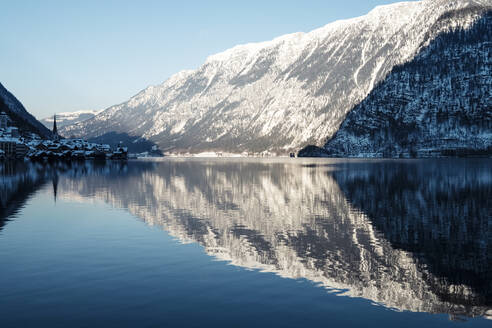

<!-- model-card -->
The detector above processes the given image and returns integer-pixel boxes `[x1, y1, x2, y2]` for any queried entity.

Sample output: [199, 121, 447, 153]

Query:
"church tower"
[53, 114, 59, 141]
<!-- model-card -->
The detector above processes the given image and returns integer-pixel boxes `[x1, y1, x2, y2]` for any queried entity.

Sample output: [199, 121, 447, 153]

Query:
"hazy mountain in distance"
[41, 110, 101, 131]
[61, 0, 491, 155]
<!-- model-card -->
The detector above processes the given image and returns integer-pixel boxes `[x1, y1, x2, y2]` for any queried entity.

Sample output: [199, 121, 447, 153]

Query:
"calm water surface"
[0, 158, 491, 327]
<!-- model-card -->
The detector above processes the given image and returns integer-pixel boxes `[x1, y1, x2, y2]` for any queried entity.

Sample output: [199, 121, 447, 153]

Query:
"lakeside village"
[0, 112, 128, 161]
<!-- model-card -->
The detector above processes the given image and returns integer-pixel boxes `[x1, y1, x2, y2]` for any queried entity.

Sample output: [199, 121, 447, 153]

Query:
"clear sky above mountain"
[0, 0, 418, 118]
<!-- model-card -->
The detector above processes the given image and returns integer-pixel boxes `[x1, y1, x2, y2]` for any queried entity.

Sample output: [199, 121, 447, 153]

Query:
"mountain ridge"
[61, 0, 491, 155]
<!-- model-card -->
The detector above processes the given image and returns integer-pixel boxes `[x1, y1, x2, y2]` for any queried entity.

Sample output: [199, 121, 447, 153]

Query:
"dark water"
[0, 158, 491, 327]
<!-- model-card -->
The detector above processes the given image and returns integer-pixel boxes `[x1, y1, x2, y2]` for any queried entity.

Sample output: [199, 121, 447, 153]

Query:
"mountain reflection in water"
[1, 159, 490, 320]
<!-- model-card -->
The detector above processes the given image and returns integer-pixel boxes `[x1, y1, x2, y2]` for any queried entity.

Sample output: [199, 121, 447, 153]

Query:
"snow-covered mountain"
[61, 0, 491, 155]
[313, 11, 492, 158]
[0, 83, 52, 138]
[40, 110, 101, 130]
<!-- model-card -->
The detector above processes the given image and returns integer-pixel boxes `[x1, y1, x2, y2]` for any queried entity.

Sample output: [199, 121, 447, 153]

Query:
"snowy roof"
[0, 136, 20, 143]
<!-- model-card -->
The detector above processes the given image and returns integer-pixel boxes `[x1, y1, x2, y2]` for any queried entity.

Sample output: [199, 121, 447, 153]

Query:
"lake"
[0, 158, 491, 327]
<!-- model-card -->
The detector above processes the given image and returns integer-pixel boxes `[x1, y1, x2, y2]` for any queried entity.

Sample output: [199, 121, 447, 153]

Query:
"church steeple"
[53, 114, 59, 140]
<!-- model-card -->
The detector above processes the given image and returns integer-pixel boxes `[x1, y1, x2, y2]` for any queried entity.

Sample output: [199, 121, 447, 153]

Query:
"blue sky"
[0, 0, 416, 118]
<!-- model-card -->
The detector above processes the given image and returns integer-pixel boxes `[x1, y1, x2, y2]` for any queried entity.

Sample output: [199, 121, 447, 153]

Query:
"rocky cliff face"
[62, 0, 490, 155]
[321, 11, 492, 158]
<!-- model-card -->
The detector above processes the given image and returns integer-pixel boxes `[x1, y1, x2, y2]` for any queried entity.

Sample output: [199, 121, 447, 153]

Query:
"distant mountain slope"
[41, 110, 101, 130]
[319, 11, 492, 158]
[62, 0, 491, 155]
[0, 83, 52, 138]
